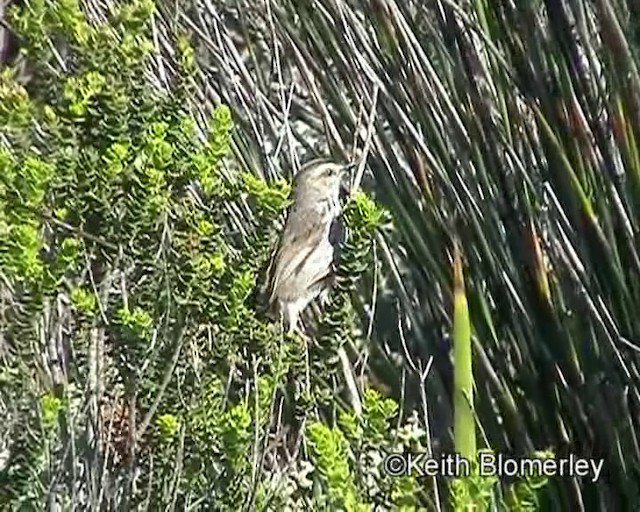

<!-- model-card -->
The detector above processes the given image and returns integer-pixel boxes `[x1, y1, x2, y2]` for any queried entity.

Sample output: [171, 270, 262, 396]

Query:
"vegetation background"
[2, 0, 640, 510]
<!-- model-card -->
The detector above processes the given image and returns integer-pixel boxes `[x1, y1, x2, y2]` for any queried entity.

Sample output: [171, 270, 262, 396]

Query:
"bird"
[258, 158, 363, 416]
[262, 159, 352, 333]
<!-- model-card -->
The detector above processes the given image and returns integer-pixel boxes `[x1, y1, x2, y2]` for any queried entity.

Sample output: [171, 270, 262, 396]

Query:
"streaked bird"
[263, 159, 351, 333]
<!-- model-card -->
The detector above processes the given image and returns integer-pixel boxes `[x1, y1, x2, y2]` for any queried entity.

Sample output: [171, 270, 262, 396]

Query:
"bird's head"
[293, 159, 354, 201]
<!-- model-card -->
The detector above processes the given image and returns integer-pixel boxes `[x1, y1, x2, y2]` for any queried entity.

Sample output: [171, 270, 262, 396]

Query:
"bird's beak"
[340, 163, 355, 199]
[343, 162, 357, 175]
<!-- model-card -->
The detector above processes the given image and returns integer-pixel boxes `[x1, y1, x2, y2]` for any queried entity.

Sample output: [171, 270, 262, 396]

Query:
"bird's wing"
[328, 215, 346, 260]
[267, 205, 333, 302]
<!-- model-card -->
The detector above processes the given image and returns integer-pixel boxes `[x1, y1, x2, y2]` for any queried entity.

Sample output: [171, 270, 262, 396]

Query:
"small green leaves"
[208, 105, 233, 160]
[2, 221, 44, 281]
[182, 379, 257, 508]
[344, 191, 384, 233]
[70, 287, 97, 316]
[63, 71, 107, 117]
[179, 105, 233, 196]
[113, 306, 153, 342]
[195, 219, 215, 237]
[114, 0, 156, 31]
[306, 422, 365, 511]
[192, 252, 226, 279]
[362, 388, 399, 445]
[504, 450, 554, 511]
[216, 403, 252, 469]
[0, 80, 32, 128]
[17, 156, 55, 208]
[40, 393, 62, 431]
[177, 115, 196, 139]
[145, 122, 174, 168]
[338, 389, 399, 447]
[103, 142, 129, 179]
[220, 270, 256, 329]
[156, 413, 181, 442]
[240, 172, 291, 216]
[177, 35, 196, 72]
[187, 378, 223, 444]
[42, 106, 58, 128]
[338, 411, 364, 442]
[54, 0, 90, 45]
[58, 238, 82, 267]
[111, 306, 154, 378]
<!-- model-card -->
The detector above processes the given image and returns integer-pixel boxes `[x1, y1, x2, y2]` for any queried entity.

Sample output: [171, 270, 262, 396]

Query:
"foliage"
[0, 1, 392, 509]
[0, 0, 268, 507]
[168, 0, 640, 508]
[4, 0, 638, 509]
[448, 449, 554, 512]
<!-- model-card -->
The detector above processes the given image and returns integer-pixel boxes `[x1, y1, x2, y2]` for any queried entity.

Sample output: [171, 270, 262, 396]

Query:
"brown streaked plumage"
[264, 159, 347, 332]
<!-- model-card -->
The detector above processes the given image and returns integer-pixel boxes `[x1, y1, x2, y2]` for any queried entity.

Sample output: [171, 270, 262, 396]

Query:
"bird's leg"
[318, 287, 331, 307]
[283, 301, 300, 335]
[278, 310, 288, 342]
[286, 306, 311, 400]
[287, 319, 311, 400]
[280, 304, 314, 462]
[291, 329, 311, 462]
[303, 331, 311, 398]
